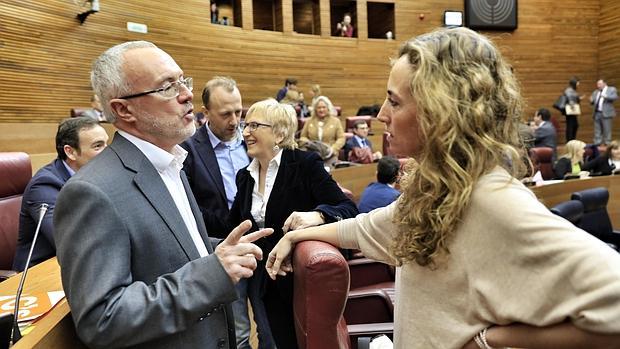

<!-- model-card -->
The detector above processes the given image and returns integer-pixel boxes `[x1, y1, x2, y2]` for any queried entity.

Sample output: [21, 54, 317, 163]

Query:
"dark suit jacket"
[344, 136, 373, 161]
[554, 158, 583, 179]
[54, 133, 237, 349]
[228, 149, 358, 349]
[13, 158, 71, 271]
[181, 125, 245, 238]
[533, 122, 557, 151]
[583, 155, 616, 175]
[229, 148, 358, 253]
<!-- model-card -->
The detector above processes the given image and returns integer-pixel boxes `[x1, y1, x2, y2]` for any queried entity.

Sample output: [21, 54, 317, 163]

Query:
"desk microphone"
[10, 203, 49, 345]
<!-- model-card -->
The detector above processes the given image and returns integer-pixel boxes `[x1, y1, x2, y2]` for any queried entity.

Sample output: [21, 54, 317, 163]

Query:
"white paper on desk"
[532, 170, 544, 184]
[0, 290, 65, 322]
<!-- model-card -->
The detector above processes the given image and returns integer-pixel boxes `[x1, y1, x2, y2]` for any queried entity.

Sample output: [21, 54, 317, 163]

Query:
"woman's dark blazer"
[227, 148, 358, 349]
[229, 148, 358, 253]
[554, 157, 584, 179]
[583, 155, 615, 175]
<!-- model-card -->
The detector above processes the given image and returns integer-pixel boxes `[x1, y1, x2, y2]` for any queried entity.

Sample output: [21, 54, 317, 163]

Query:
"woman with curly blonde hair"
[266, 27, 620, 348]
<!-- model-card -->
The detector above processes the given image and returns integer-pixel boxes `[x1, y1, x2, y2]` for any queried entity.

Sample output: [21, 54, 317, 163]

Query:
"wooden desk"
[0, 258, 85, 349]
[532, 175, 620, 227]
[331, 163, 377, 202]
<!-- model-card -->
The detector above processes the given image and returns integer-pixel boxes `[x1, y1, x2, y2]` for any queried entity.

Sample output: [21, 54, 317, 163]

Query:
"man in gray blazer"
[531, 108, 557, 153]
[590, 79, 618, 145]
[53, 41, 271, 349]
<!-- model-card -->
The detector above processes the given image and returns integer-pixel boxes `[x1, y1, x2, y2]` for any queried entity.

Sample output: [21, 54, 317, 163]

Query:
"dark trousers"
[248, 264, 277, 349]
[565, 114, 579, 142]
[264, 273, 298, 349]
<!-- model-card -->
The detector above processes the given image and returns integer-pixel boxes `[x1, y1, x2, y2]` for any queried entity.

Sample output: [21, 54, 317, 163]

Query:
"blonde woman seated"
[299, 96, 345, 158]
[267, 27, 620, 349]
[554, 139, 588, 179]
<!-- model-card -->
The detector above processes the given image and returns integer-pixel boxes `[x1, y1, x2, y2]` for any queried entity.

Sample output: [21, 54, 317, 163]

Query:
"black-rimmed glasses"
[241, 121, 272, 132]
[118, 77, 193, 100]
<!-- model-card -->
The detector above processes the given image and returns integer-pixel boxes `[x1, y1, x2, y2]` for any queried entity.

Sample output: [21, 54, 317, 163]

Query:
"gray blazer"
[590, 86, 618, 118]
[534, 122, 557, 151]
[54, 133, 237, 349]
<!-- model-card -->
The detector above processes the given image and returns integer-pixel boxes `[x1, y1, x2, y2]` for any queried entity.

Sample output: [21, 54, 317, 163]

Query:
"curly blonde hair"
[392, 27, 526, 267]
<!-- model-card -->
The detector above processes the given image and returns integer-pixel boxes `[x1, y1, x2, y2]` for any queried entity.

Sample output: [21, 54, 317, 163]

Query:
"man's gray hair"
[90, 41, 157, 123]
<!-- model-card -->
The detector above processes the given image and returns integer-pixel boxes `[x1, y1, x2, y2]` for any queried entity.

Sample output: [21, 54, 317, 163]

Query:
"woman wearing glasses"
[229, 98, 357, 348]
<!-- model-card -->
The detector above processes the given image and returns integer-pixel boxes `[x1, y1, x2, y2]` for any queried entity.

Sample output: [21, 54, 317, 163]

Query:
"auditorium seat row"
[550, 187, 620, 251]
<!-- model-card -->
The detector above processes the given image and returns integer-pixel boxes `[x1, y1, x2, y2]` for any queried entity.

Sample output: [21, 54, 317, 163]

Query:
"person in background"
[276, 78, 298, 102]
[583, 140, 620, 175]
[13, 117, 108, 271]
[530, 107, 557, 153]
[267, 27, 620, 349]
[554, 139, 587, 179]
[336, 13, 354, 37]
[562, 77, 582, 142]
[54, 40, 271, 349]
[590, 79, 618, 146]
[299, 95, 345, 159]
[210, 2, 219, 24]
[358, 156, 400, 213]
[229, 99, 358, 348]
[82, 94, 107, 122]
[344, 119, 382, 162]
[180, 76, 254, 349]
[307, 84, 321, 114]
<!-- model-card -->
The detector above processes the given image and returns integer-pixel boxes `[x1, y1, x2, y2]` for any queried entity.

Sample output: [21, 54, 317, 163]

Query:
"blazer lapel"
[195, 127, 228, 202]
[266, 150, 300, 219]
[111, 134, 201, 261]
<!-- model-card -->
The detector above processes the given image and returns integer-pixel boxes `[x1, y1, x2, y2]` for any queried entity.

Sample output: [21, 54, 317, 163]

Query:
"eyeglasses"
[118, 77, 193, 100]
[241, 121, 272, 132]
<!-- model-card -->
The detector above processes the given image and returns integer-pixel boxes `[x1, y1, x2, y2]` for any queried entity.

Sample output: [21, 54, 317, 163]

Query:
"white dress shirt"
[118, 131, 208, 257]
[247, 149, 283, 228]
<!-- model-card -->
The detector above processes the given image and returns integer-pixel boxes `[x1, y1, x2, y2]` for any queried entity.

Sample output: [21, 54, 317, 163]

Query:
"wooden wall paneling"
[0, 0, 609, 158]
[320, 0, 331, 37]
[312, 0, 321, 35]
[599, 0, 620, 145]
[356, 0, 368, 39]
[275, 0, 285, 32]
[242, 0, 254, 29]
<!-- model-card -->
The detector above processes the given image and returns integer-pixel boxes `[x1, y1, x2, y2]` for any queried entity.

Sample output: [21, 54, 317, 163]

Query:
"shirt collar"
[247, 149, 283, 173]
[206, 123, 242, 149]
[118, 130, 187, 173]
[62, 160, 76, 177]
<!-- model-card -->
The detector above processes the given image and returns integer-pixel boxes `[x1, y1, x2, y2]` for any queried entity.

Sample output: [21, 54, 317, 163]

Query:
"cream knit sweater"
[338, 167, 620, 348]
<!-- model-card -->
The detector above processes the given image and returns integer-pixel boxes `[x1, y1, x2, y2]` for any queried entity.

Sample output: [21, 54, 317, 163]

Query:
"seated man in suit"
[530, 108, 557, 153]
[344, 120, 382, 163]
[358, 156, 401, 213]
[13, 117, 108, 271]
[54, 40, 272, 349]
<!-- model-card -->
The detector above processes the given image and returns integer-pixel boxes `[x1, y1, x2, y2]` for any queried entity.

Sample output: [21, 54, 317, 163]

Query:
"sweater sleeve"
[337, 201, 400, 266]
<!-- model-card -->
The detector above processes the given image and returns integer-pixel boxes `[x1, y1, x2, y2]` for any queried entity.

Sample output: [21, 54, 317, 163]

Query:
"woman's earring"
[273, 144, 280, 152]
